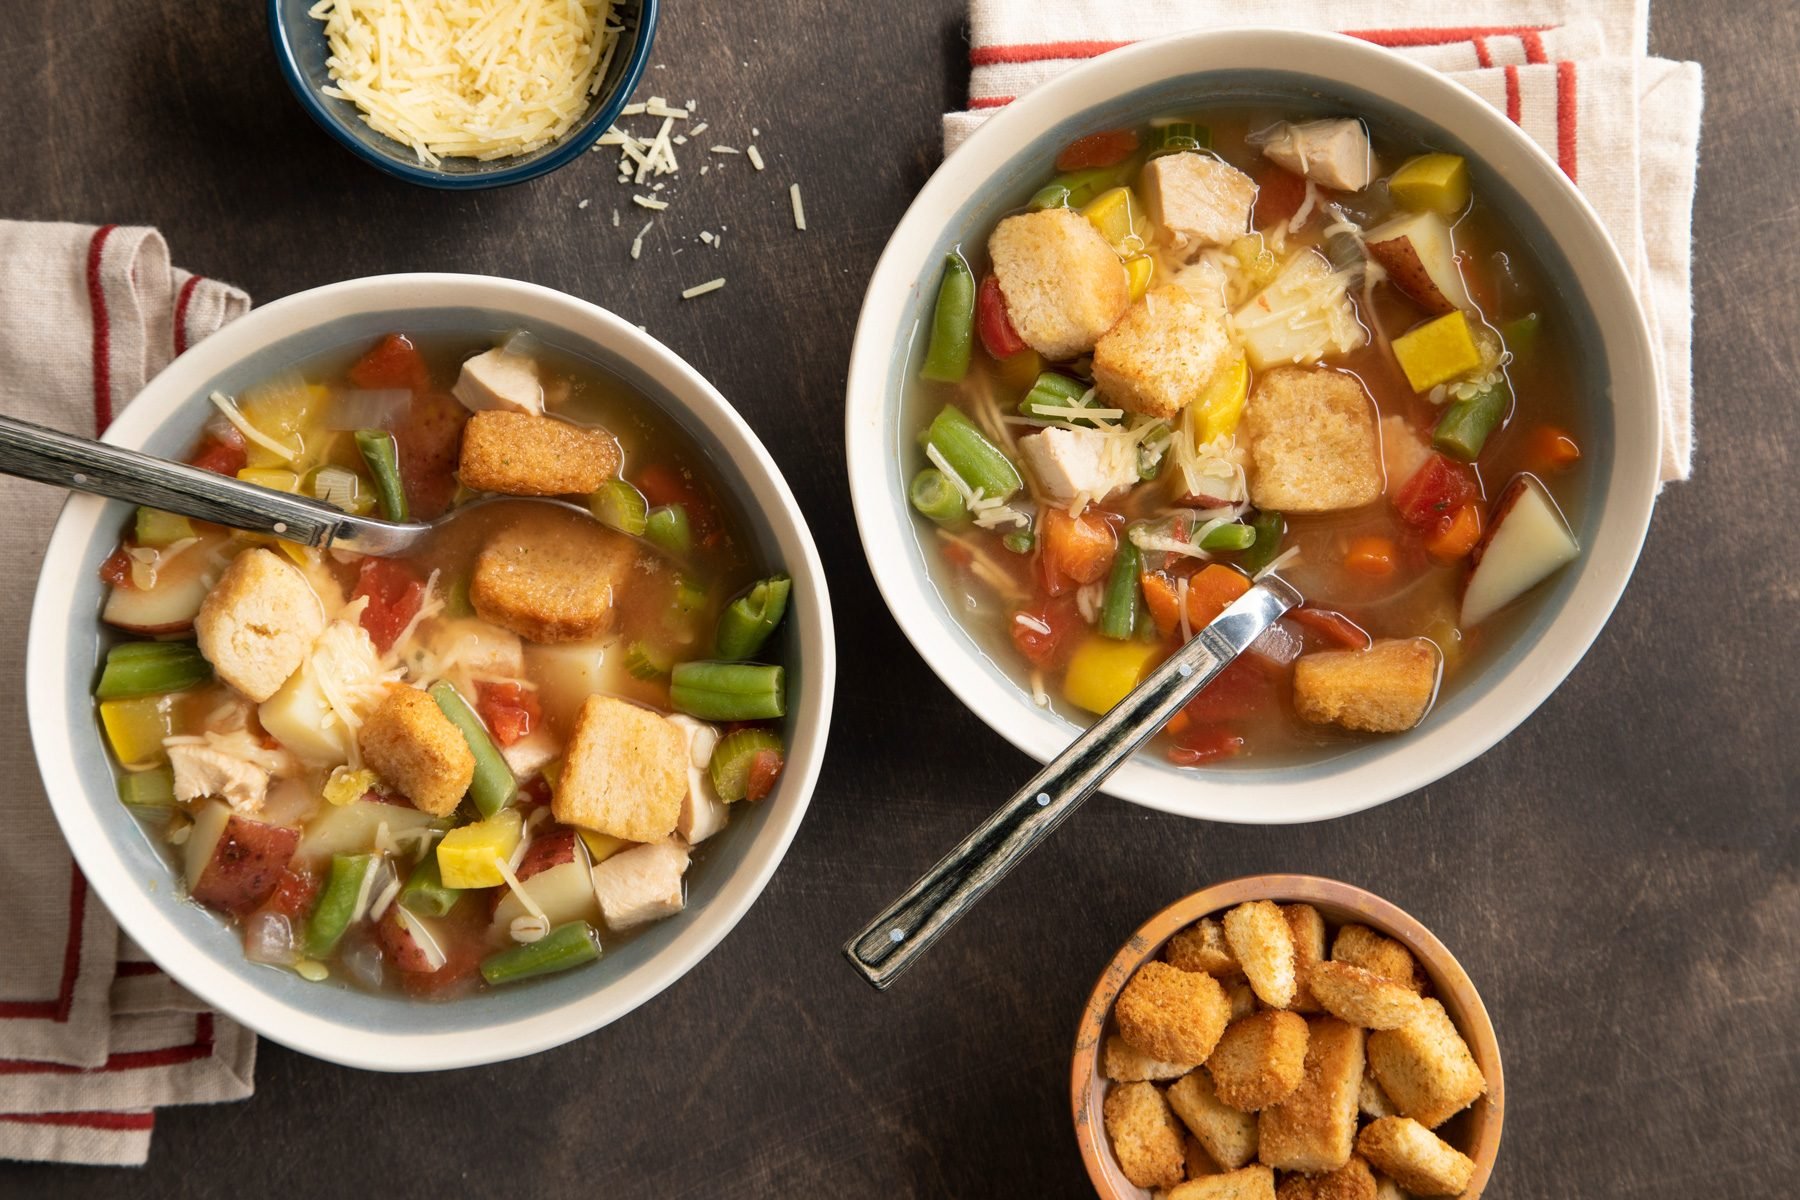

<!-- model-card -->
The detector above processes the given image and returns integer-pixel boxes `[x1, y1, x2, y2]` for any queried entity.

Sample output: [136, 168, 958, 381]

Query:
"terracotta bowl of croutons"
[1072, 876, 1503, 1199]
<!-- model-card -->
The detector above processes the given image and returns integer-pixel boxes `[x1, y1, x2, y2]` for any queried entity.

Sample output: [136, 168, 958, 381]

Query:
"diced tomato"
[744, 749, 784, 802]
[188, 428, 247, 476]
[1393, 454, 1480, 528]
[476, 681, 541, 747]
[350, 557, 426, 654]
[393, 391, 467, 521]
[1055, 129, 1139, 171]
[1290, 606, 1373, 650]
[975, 274, 1027, 360]
[1041, 508, 1116, 585]
[348, 333, 429, 393]
[1528, 425, 1582, 472]
[518, 775, 554, 808]
[1181, 658, 1275, 724]
[1009, 600, 1080, 667]
[1253, 164, 1309, 228]
[99, 546, 134, 588]
[266, 869, 320, 919]
[1166, 726, 1247, 767]
[1425, 504, 1484, 562]
[1344, 535, 1398, 577]
[635, 462, 721, 542]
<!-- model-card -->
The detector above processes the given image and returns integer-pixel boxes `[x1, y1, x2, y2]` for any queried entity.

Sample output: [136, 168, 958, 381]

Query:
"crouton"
[988, 208, 1130, 360]
[1186, 1134, 1220, 1179]
[1359, 1073, 1398, 1120]
[1167, 1165, 1276, 1200]
[1258, 1017, 1365, 1173]
[1092, 286, 1234, 420]
[453, 345, 542, 416]
[1355, 1118, 1474, 1196]
[1104, 1033, 1198, 1083]
[1285, 904, 1328, 1013]
[1365, 999, 1486, 1129]
[469, 515, 639, 643]
[1103, 1081, 1187, 1190]
[168, 744, 269, 813]
[552, 696, 688, 842]
[1117, 961, 1233, 1065]
[1308, 962, 1429, 1031]
[194, 548, 325, 703]
[458, 411, 621, 497]
[1372, 1176, 1409, 1200]
[1167, 917, 1240, 978]
[1240, 367, 1382, 513]
[1141, 151, 1257, 251]
[1274, 1156, 1378, 1200]
[1207, 1011, 1309, 1111]
[1223, 900, 1297, 1009]
[1332, 925, 1424, 992]
[1167, 1070, 1259, 1170]
[1259, 119, 1375, 192]
[1293, 639, 1442, 734]
[591, 839, 689, 931]
[1228, 981, 1259, 1020]
[1017, 426, 1140, 507]
[357, 686, 476, 817]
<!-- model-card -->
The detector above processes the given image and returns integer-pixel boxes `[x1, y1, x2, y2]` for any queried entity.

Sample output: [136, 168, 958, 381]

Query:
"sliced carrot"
[1344, 536, 1398, 577]
[1163, 710, 1193, 738]
[1140, 571, 1183, 638]
[1055, 129, 1139, 171]
[1040, 508, 1116, 585]
[1426, 503, 1484, 562]
[1184, 563, 1252, 629]
[1529, 425, 1582, 471]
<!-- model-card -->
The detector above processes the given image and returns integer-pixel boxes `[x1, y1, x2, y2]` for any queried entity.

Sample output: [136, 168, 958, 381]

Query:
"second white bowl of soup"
[845, 29, 1659, 823]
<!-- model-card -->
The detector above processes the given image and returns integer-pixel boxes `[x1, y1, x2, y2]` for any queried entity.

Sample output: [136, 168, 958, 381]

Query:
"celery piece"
[480, 921, 601, 985]
[589, 479, 650, 537]
[428, 682, 516, 817]
[709, 728, 785, 802]
[134, 508, 195, 548]
[644, 504, 692, 555]
[1147, 121, 1211, 156]
[95, 641, 211, 700]
[624, 641, 674, 681]
[117, 766, 176, 816]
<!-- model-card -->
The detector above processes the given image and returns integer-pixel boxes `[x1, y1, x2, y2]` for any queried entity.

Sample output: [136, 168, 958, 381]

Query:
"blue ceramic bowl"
[268, 0, 659, 189]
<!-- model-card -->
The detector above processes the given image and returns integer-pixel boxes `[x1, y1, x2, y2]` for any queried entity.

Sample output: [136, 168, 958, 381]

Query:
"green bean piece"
[625, 641, 674, 681]
[926, 405, 1022, 502]
[1028, 166, 1129, 211]
[1099, 538, 1142, 640]
[428, 681, 517, 817]
[1500, 312, 1540, 362]
[96, 641, 212, 700]
[445, 575, 474, 619]
[354, 430, 409, 523]
[909, 468, 965, 525]
[1147, 121, 1210, 155]
[306, 854, 373, 959]
[480, 921, 602, 985]
[589, 479, 649, 537]
[1002, 529, 1036, 555]
[397, 856, 461, 919]
[134, 507, 196, 548]
[117, 766, 175, 815]
[669, 661, 786, 721]
[1241, 511, 1287, 574]
[920, 253, 976, 383]
[715, 574, 792, 661]
[709, 727, 785, 802]
[644, 504, 692, 555]
[1199, 522, 1258, 552]
[1434, 383, 1512, 462]
[1018, 371, 1098, 425]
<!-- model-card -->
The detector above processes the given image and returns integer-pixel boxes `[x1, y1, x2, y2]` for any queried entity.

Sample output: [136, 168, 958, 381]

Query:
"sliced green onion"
[709, 727, 785, 802]
[1148, 121, 1211, 156]
[1199, 522, 1258, 552]
[644, 504, 692, 555]
[926, 405, 1021, 502]
[134, 508, 195, 548]
[1434, 382, 1511, 462]
[625, 641, 674, 681]
[669, 661, 785, 721]
[1099, 538, 1142, 640]
[909, 468, 964, 525]
[715, 574, 791, 661]
[920, 253, 976, 383]
[428, 681, 516, 817]
[397, 856, 460, 919]
[96, 641, 212, 700]
[305, 853, 373, 959]
[589, 479, 649, 537]
[1003, 529, 1036, 555]
[354, 429, 409, 523]
[480, 921, 601, 985]
[1241, 511, 1287, 574]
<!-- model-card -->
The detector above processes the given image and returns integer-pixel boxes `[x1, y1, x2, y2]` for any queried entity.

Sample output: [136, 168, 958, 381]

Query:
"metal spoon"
[843, 575, 1303, 990]
[0, 414, 591, 554]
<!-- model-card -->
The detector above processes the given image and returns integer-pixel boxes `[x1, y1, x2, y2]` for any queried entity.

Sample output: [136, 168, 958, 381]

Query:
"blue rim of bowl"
[266, 0, 660, 190]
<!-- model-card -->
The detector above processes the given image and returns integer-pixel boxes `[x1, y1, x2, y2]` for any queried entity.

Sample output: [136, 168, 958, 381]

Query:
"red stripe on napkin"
[1505, 65, 1523, 123]
[0, 866, 87, 1023]
[173, 275, 203, 356]
[1557, 60, 1579, 180]
[1345, 25, 1552, 49]
[85, 225, 118, 436]
[0, 1015, 214, 1076]
[0, 1111, 155, 1133]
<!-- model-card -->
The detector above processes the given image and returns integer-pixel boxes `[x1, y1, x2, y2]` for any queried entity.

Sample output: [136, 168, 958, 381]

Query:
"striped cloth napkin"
[943, 0, 1704, 484]
[0, 222, 256, 1167]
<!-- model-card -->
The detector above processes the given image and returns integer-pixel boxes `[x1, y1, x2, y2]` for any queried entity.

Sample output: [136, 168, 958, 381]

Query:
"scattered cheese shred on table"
[790, 184, 807, 231]
[308, 0, 623, 166]
[681, 278, 726, 299]
[747, 145, 765, 170]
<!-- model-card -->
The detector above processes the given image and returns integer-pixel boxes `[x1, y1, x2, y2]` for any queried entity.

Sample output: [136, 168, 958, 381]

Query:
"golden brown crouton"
[1103, 1081, 1187, 1190]
[1187, 1134, 1221, 1179]
[1285, 904, 1328, 1013]
[988, 208, 1130, 360]
[1258, 1017, 1365, 1173]
[552, 696, 687, 843]
[1208, 1012, 1310, 1111]
[1308, 962, 1429, 1031]
[1141, 151, 1257, 251]
[1118, 961, 1233, 1065]
[194, 548, 325, 703]
[1228, 981, 1259, 1021]
[1293, 639, 1443, 734]
[1275, 1156, 1378, 1200]
[1103, 1032, 1197, 1083]
[1358, 1072, 1398, 1120]
[356, 686, 476, 817]
[1355, 1118, 1474, 1196]
[1241, 367, 1382, 513]
[470, 515, 639, 643]
[1168, 1165, 1276, 1200]
[1092, 285, 1234, 419]
[1331, 925, 1424, 992]
[457, 411, 621, 497]
[1365, 999, 1487, 1129]
[1223, 901, 1297, 1009]
[1372, 1176, 1409, 1200]
[1167, 1070, 1259, 1170]
[1167, 917, 1241, 978]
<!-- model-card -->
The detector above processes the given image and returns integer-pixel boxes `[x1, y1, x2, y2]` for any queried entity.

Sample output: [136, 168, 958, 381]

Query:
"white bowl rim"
[28, 272, 837, 1070]
[844, 27, 1661, 825]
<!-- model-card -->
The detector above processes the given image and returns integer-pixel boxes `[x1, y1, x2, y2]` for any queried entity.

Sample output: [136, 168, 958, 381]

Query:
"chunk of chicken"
[1017, 426, 1140, 508]
[591, 840, 691, 931]
[668, 715, 728, 845]
[168, 743, 269, 813]
[452, 347, 543, 416]
[499, 726, 560, 780]
[1140, 151, 1256, 253]
[1259, 119, 1375, 191]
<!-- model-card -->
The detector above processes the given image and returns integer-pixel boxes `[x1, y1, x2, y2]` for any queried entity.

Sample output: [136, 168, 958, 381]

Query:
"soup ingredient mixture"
[94, 332, 793, 998]
[310, 0, 623, 165]
[906, 112, 1586, 765]
[1101, 899, 1489, 1195]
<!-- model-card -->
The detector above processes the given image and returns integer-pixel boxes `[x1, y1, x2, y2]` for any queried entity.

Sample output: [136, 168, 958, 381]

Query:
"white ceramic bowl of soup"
[843, 28, 1660, 824]
[28, 273, 835, 1070]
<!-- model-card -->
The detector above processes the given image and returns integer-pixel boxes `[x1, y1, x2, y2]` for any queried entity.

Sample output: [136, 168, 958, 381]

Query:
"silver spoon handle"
[0, 414, 361, 548]
[843, 576, 1302, 990]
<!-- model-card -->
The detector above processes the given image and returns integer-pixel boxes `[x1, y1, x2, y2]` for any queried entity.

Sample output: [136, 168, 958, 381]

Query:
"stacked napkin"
[0, 223, 255, 1167]
[943, 0, 1704, 484]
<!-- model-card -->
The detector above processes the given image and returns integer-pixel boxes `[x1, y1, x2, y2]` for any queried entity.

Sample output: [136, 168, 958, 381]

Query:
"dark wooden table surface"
[4, 2, 1795, 1196]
